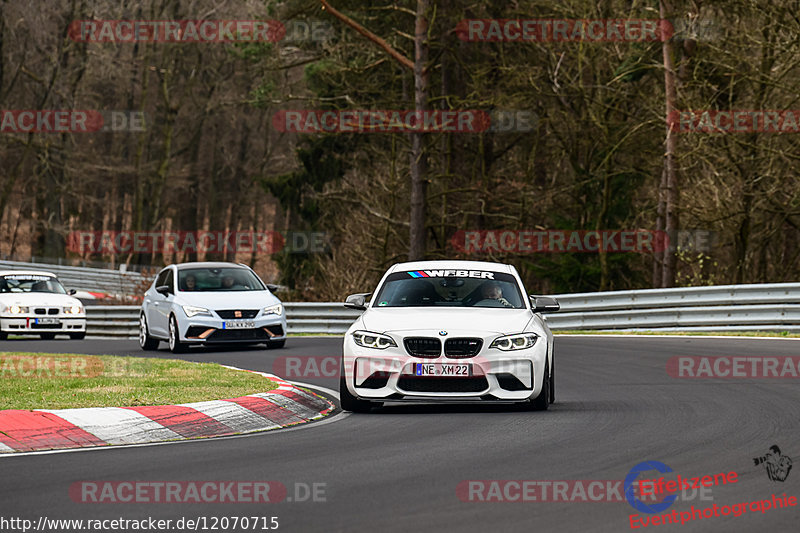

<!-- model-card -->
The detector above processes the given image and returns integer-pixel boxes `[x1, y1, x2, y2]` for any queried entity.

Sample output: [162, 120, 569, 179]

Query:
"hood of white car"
[174, 290, 281, 309]
[361, 307, 533, 335]
[0, 292, 82, 308]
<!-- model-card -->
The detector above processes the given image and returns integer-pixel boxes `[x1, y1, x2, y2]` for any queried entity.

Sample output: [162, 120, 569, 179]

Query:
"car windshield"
[177, 267, 265, 292]
[0, 274, 67, 294]
[372, 270, 525, 308]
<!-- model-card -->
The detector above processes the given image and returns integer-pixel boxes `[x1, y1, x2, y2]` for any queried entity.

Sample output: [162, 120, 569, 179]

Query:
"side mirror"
[68, 289, 77, 295]
[155, 285, 171, 296]
[344, 293, 371, 311]
[266, 284, 279, 292]
[530, 295, 560, 313]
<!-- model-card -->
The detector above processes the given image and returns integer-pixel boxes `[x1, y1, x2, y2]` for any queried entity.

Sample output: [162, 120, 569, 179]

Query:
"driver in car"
[184, 274, 197, 291]
[480, 282, 513, 308]
[221, 275, 235, 289]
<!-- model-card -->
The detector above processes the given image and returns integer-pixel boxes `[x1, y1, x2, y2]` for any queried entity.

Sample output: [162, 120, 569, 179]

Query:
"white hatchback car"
[139, 262, 287, 352]
[340, 260, 559, 412]
[0, 271, 86, 340]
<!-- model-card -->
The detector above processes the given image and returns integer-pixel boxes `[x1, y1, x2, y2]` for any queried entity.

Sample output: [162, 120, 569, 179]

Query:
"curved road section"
[1, 336, 799, 532]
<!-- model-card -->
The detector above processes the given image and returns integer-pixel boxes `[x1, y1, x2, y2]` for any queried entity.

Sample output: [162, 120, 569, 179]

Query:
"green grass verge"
[554, 330, 800, 337]
[0, 352, 277, 411]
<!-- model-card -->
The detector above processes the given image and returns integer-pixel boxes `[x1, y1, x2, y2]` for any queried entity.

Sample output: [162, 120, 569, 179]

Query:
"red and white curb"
[0, 370, 333, 453]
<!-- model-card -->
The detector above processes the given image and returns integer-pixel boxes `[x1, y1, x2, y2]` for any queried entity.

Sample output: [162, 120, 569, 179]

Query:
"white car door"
[147, 269, 173, 337]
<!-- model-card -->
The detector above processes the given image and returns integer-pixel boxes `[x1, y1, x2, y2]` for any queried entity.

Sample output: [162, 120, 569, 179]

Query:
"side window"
[155, 269, 169, 289]
[165, 269, 175, 293]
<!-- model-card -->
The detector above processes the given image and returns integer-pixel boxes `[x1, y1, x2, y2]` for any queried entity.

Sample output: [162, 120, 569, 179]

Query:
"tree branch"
[320, 0, 414, 71]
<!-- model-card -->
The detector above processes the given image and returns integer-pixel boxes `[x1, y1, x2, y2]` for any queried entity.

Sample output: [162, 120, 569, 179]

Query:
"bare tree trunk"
[439, 29, 452, 256]
[653, 166, 666, 286]
[597, 172, 611, 290]
[735, 176, 754, 284]
[132, 43, 153, 266]
[660, 0, 679, 287]
[408, 0, 429, 261]
[0, 9, 4, 97]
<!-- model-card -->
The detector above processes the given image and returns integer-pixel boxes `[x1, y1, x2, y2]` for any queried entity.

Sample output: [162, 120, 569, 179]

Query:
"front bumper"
[342, 330, 547, 402]
[178, 314, 287, 344]
[0, 316, 86, 334]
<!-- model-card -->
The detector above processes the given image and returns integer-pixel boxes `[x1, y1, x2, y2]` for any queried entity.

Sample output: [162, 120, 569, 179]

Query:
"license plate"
[415, 363, 472, 377]
[223, 321, 255, 329]
[35, 318, 60, 325]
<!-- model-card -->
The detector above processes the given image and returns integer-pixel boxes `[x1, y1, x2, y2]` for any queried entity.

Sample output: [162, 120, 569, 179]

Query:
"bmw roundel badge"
[439, 331, 448, 336]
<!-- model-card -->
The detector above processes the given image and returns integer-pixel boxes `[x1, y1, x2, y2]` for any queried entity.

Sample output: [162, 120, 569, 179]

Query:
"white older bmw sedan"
[340, 260, 560, 412]
[139, 262, 287, 353]
[0, 271, 86, 340]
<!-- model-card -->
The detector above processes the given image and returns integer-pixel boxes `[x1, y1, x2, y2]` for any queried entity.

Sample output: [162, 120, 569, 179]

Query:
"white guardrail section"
[81, 283, 800, 338]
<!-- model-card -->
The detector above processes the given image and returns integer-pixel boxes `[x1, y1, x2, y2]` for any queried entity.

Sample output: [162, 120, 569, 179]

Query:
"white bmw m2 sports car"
[340, 260, 560, 412]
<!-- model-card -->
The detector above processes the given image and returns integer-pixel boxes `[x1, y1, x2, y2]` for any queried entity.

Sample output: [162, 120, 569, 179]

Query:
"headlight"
[263, 304, 283, 316]
[5, 305, 29, 314]
[182, 305, 211, 318]
[352, 330, 397, 349]
[489, 333, 538, 351]
[63, 305, 83, 315]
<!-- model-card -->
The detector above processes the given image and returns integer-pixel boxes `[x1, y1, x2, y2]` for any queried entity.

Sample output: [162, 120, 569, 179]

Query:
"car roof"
[389, 260, 514, 274]
[0, 270, 57, 277]
[170, 262, 251, 270]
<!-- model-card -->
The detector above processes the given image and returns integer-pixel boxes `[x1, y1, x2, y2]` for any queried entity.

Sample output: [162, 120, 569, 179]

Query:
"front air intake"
[403, 337, 441, 358]
[444, 338, 483, 358]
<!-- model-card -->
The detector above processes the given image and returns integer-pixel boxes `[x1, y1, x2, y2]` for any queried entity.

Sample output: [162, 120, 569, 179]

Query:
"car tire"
[139, 314, 159, 350]
[266, 339, 286, 349]
[339, 361, 376, 413]
[39, 333, 56, 340]
[549, 354, 555, 404]
[528, 359, 550, 411]
[168, 315, 187, 353]
[0, 331, 7, 340]
[69, 332, 86, 340]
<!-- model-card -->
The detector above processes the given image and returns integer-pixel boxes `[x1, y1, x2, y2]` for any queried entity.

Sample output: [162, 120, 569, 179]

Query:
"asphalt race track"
[2, 336, 799, 532]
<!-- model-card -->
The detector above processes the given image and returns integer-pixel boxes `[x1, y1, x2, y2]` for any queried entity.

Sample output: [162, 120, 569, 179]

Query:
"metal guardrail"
[82, 282, 800, 338]
[0, 259, 149, 299]
[545, 283, 800, 331]
[86, 306, 141, 337]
